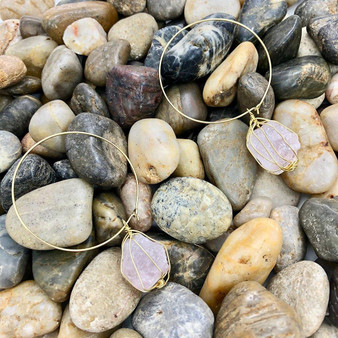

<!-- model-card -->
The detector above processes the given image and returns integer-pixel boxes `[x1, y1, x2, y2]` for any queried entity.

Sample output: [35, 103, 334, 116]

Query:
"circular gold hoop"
[158, 18, 273, 124]
[11, 131, 139, 252]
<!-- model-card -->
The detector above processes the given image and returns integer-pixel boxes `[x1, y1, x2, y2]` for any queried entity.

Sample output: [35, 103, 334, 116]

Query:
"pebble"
[233, 197, 273, 227]
[70, 248, 141, 332]
[6, 178, 93, 250]
[0, 55, 27, 89]
[214, 281, 302, 338]
[0, 19, 21, 55]
[0, 215, 29, 290]
[197, 120, 257, 211]
[312, 321, 338, 338]
[326, 73, 338, 105]
[93, 192, 126, 246]
[120, 174, 152, 232]
[2, 76, 41, 95]
[301, 92, 326, 109]
[128, 118, 179, 184]
[321, 104, 338, 151]
[300, 198, 338, 262]
[84, 39, 131, 87]
[200, 218, 282, 314]
[0, 0, 54, 20]
[53, 159, 78, 180]
[5, 35, 57, 77]
[155, 82, 207, 135]
[148, 0, 186, 21]
[274, 100, 338, 194]
[41, 45, 83, 100]
[267, 261, 330, 336]
[106, 65, 162, 128]
[152, 177, 232, 244]
[203, 41, 258, 107]
[111, 328, 142, 338]
[63, 18, 107, 56]
[20, 16, 46, 38]
[108, 13, 158, 60]
[0, 131, 22, 174]
[0, 95, 41, 137]
[237, 0, 287, 42]
[29, 100, 75, 153]
[329, 267, 338, 327]
[268, 56, 331, 100]
[42, 1, 118, 44]
[70, 83, 110, 117]
[66, 113, 127, 188]
[205, 225, 236, 253]
[0, 154, 56, 212]
[107, 0, 145, 16]
[0, 280, 62, 337]
[132, 282, 214, 338]
[270, 206, 306, 272]
[297, 27, 322, 57]
[184, 0, 241, 24]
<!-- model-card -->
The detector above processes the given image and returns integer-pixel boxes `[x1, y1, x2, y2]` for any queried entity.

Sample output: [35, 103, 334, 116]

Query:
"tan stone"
[313, 167, 338, 199]
[0, 55, 27, 89]
[0, 20, 21, 55]
[311, 321, 338, 338]
[297, 27, 321, 58]
[301, 93, 326, 109]
[110, 328, 142, 338]
[321, 104, 338, 151]
[326, 73, 338, 105]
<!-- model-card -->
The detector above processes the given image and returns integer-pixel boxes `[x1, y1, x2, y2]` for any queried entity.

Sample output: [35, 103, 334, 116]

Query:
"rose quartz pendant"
[121, 232, 170, 292]
[246, 120, 300, 175]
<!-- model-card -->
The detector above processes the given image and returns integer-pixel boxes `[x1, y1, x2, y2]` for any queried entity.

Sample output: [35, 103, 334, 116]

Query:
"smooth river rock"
[1, 75, 41, 95]
[148, 0, 185, 21]
[19, 16, 46, 38]
[329, 266, 338, 327]
[0, 19, 22, 55]
[311, 321, 338, 338]
[108, 0, 145, 16]
[321, 104, 338, 151]
[132, 282, 214, 338]
[6, 178, 93, 250]
[297, 26, 322, 57]
[53, 159, 78, 180]
[326, 73, 338, 105]
[152, 177, 232, 244]
[0, 130, 22, 173]
[0, 55, 27, 89]
[111, 329, 141, 338]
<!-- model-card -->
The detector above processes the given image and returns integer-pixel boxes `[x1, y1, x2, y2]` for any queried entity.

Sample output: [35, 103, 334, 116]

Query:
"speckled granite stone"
[52, 159, 78, 180]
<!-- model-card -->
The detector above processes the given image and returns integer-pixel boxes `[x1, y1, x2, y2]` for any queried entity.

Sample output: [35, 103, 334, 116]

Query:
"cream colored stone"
[0, 55, 27, 89]
[29, 100, 75, 153]
[311, 321, 338, 338]
[274, 100, 338, 194]
[200, 218, 282, 314]
[301, 93, 326, 109]
[0, 130, 22, 173]
[110, 329, 142, 338]
[313, 167, 338, 199]
[128, 118, 180, 184]
[297, 27, 322, 58]
[0, 20, 21, 55]
[203, 42, 258, 107]
[173, 139, 205, 179]
[321, 104, 338, 151]
[0, 280, 62, 337]
[108, 13, 158, 60]
[326, 73, 338, 105]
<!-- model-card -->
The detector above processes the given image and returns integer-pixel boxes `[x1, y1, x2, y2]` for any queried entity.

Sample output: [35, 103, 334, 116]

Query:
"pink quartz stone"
[121, 233, 169, 292]
[247, 120, 300, 175]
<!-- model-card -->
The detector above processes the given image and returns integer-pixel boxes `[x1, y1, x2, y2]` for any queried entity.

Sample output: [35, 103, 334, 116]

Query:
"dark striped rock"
[66, 113, 127, 188]
[52, 159, 78, 180]
[308, 14, 338, 65]
[0, 215, 29, 290]
[300, 197, 338, 262]
[0, 76, 41, 96]
[258, 15, 302, 72]
[0, 154, 57, 212]
[161, 13, 235, 82]
[0, 95, 41, 137]
[70, 83, 109, 117]
[267, 56, 331, 100]
[236, 0, 287, 43]
[106, 65, 162, 128]
[19, 16, 46, 38]
[132, 282, 214, 338]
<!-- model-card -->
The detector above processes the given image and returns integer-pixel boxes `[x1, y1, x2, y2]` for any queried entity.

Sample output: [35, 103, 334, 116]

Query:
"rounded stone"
[66, 113, 127, 188]
[41, 45, 83, 100]
[148, 0, 185, 21]
[108, 13, 158, 60]
[152, 177, 232, 244]
[205, 225, 236, 253]
[108, 0, 145, 16]
[300, 92, 326, 108]
[111, 328, 142, 338]
[29, 100, 75, 153]
[0, 131, 22, 174]
[326, 73, 338, 105]
[0, 19, 22, 55]
[267, 261, 330, 337]
[70, 248, 141, 332]
[132, 282, 214, 338]
[321, 104, 338, 151]
[0, 55, 27, 89]
[297, 27, 322, 57]
[52, 159, 78, 180]
[84, 39, 131, 87]
[0, 94, 12, 112]
[200, 218, 282, 314]
[312, 321, 338, 338]
[19, 16, 46, 38]
[2, 76, 41, 96]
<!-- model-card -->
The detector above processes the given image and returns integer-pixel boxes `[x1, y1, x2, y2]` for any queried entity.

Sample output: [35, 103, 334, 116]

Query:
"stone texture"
[1, 76, 41, 95]
[0, 19, 21, 55]
[311, 321, 338, 338]
[321, 104, 338, 151]
[0, 55, 27, 89]
[152, 177, 232, 244]
[205, 225, 236, 253]
[326, 72, 338, 105]
[111, 329, 141, 338]
[0, 94, 12, 112]
[329, 266, 338, 327]
[297, 26, 322, 57]
[0, 130, 22, 174]
[301, 92, 326, 109]
[148, 0, 186, 21]
[20, 16, 46, 38]
[107, 0, 145, 16]
[53, 159, 78, 180]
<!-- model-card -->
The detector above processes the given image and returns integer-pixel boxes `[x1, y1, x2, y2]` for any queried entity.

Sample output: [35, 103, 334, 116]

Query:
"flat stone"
[111, 329, 141, 338]
[0, 130, 22, 174]
[152, 177, 232, 244]
[0, 55, 26, 89]
[214, 281, 302, 337]
[297, 26, 322, 57]
[66, 113, 127, 188]
[321, 104, 338, 151]
[19, 16, 46, 38]
[6, 178, 93, 250]
[132, 282, 214, 338]
[326, 73, 338, 104]
[0, 154, 56, 211]
[52, 159, 78, 180]
[1, 76, 41, 96]
[197, 120, 257, 210]
[84, 40, 130, 87]
[0, 280, 62, 337]
[0, 19, 21, 55]
[108, 0, 145, 16]
[267, 261, 330, 336]
[70, 248, 141, 332]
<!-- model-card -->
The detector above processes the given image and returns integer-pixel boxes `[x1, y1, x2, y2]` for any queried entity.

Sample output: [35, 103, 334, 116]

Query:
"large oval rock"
[6, 178, 93, 250]
[0, 130, 22, 174]
[66, 113, 127, 188]
[200, 218, 282, 314]
[0, 55, 26, 89]
[197, 120, 257, 210]
[273, 100, 338, 194]
[70, 248, 141, 332]
[214, 281, 302, 338]
[152, 177, 232, 244]
[267, 261, 330, 337]
[132, 282, 214, 338]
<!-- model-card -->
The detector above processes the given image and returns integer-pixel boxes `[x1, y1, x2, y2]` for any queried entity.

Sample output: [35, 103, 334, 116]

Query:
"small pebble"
[52, 159, 78, 180]
[205, 225, 236, 253]
[0, 19, 21, 55]
[2, 76, 41, 96]
[321, 104, 338, 151]
[111, 328, 142, 338]
[0, 94, 12, 112]
[107, 0, 146, 16]
[300, 92, 326, 109]
[0, 130, 22, 174]
[297, 27, 321, 57]
[20, 16, 46, 38]
[311, 321, 338, 338]
[148, 0, 186, 21]
[326, 73, 338, 104]
[0, 55, 27, 89]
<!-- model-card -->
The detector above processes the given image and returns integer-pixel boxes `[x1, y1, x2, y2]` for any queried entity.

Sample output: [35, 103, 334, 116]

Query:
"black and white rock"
[52, 159, 78, 180]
